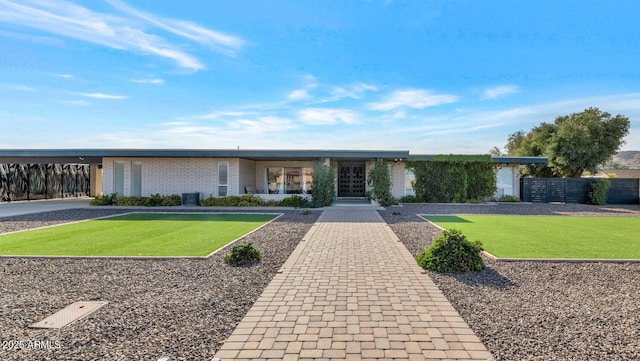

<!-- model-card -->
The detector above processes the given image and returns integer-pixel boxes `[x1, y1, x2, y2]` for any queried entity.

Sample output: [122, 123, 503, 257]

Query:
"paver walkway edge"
[213, 208, 494, 361]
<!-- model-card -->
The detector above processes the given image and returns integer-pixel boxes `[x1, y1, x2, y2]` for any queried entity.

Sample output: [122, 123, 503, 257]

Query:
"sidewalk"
[213, 208, 494, 360]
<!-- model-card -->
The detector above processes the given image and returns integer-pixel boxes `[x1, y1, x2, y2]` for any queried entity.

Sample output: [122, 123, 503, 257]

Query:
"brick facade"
[102, 157, 240, 198]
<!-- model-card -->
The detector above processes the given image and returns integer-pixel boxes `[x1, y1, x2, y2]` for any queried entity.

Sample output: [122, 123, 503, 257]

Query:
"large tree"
[506, 107, 630, 177]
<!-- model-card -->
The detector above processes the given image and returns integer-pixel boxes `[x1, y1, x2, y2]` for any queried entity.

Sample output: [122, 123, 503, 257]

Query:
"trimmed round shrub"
[416, 229, 485, 273]
[224, 243, 261, 266]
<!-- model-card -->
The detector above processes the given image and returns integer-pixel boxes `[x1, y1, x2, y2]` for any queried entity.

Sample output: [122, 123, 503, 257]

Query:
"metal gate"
[0, 163, 90, 202]
[521, 178, 639, 204]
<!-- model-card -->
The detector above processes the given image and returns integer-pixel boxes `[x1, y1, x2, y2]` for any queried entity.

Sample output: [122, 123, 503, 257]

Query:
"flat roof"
[490, 156, 549, 164]
[0, 149, 547, 164]
[409, 154, 548, 164]
[0, 149, 410, 163]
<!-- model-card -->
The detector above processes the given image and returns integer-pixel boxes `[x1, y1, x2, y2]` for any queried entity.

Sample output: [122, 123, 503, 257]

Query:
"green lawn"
[0, 213, 276, 257]
[423, 215, 640, 259]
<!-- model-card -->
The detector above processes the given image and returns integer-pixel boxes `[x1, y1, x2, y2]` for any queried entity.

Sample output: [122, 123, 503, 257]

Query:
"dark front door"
[338, 162, 366, 197]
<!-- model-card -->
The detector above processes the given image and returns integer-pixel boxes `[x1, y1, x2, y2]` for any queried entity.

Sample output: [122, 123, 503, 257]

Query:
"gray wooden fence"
[520, 178, 639, 204]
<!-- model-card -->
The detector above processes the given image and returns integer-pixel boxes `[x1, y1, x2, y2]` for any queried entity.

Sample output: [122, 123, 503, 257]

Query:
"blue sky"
[0, 0, 638, 153]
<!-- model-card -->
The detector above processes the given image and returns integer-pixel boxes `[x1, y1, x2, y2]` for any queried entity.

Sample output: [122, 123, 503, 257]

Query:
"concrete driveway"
[0, 198, 91, 218]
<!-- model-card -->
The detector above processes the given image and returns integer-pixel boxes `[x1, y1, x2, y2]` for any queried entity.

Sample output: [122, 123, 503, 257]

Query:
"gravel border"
[0, 208, 319, 360]
[381, 203, 640, 361]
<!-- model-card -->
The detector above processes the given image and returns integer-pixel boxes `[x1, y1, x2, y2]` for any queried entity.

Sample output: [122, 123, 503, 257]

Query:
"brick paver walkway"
[213, 208, 494, 361]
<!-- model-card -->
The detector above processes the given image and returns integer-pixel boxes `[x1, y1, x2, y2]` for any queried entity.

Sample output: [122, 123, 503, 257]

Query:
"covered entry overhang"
[0, 149, 410, 200]
[0, 149, 409, 164]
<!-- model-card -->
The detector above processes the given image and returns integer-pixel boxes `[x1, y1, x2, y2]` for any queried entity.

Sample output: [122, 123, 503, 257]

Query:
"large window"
[114, 161, 124, 196]
[267, 167, 312, 194]
[218, 161, 228, 196]
[131, 162, 142, 197]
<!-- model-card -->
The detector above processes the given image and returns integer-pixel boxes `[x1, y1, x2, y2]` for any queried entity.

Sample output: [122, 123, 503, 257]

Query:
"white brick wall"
[390, 161, 406, 199]
[102, 157, 240, 198]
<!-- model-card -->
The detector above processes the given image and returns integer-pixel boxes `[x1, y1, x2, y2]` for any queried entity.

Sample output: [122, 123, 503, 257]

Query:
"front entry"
[338, 162, 366, 197]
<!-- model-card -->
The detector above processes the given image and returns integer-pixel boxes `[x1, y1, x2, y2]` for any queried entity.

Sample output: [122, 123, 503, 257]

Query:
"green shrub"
[162, 194, 182, 206]
[144, 193, 163, 207]
[498, 195, 521, 202]
[224, 243, 261, 266]
[264, 199, 279, 207]
[368, 161, 395, 207]
[114, 196, 146, 206]
[588, 179, 611, 205]
[416, 229, 485, 274]
[400, 195, 421, 203]
[278, 194, 309, 207]
[310, 161, 335, 207]
[201, 195, 265, 207]
[90, 193, 118, 206]
[407, 158, 497, 203]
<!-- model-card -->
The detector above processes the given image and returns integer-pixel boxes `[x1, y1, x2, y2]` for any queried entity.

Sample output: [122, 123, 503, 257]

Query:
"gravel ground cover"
[381, 203, 640, 361]
[0, 208, 319, 360]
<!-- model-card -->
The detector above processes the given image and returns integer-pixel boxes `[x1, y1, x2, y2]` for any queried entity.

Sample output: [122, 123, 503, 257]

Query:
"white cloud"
[288, 89, 310, 100]
[193, 110, 257, 120]
[80, 92, 128, 99]
[52, 73, 74, 78]
[0, 0, 245, 71]
[328, 82, 379, 101]
[105, 0, 245, 56]
[1, 83, 36, 92]
[286, 75, 319, 101]
[369, 89, 458, 111]
[156, 116, 297, 141]
[482, 85, 520, 100]
[233, 116, 297, 134]
[130, 78, 164, 85]
[299, 108, 360, 125]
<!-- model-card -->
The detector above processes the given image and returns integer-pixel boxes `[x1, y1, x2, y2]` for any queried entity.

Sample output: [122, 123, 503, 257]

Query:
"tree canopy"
[505, 107, 630, 177]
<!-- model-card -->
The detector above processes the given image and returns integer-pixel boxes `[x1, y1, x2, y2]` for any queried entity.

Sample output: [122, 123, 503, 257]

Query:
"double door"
[338, 162, 366, 197]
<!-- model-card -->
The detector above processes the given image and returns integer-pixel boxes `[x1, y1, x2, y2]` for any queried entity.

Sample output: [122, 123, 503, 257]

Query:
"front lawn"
[0, 213, 277, 257]
[423, 215, 640, 259]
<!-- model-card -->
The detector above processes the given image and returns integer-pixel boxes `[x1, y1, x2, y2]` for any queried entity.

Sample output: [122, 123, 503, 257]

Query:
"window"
[131, 162, 142, 197]
[404, 169, 416, 196]
[267, 167, 283, 194]
[218, 161, 228, 196]
[266, 167, 313, 194]
[114, 161, 124, 196]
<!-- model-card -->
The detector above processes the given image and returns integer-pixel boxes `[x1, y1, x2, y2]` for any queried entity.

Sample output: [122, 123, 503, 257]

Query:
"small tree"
[368, 160, 395, 206]
[311, 160, 335, 207]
